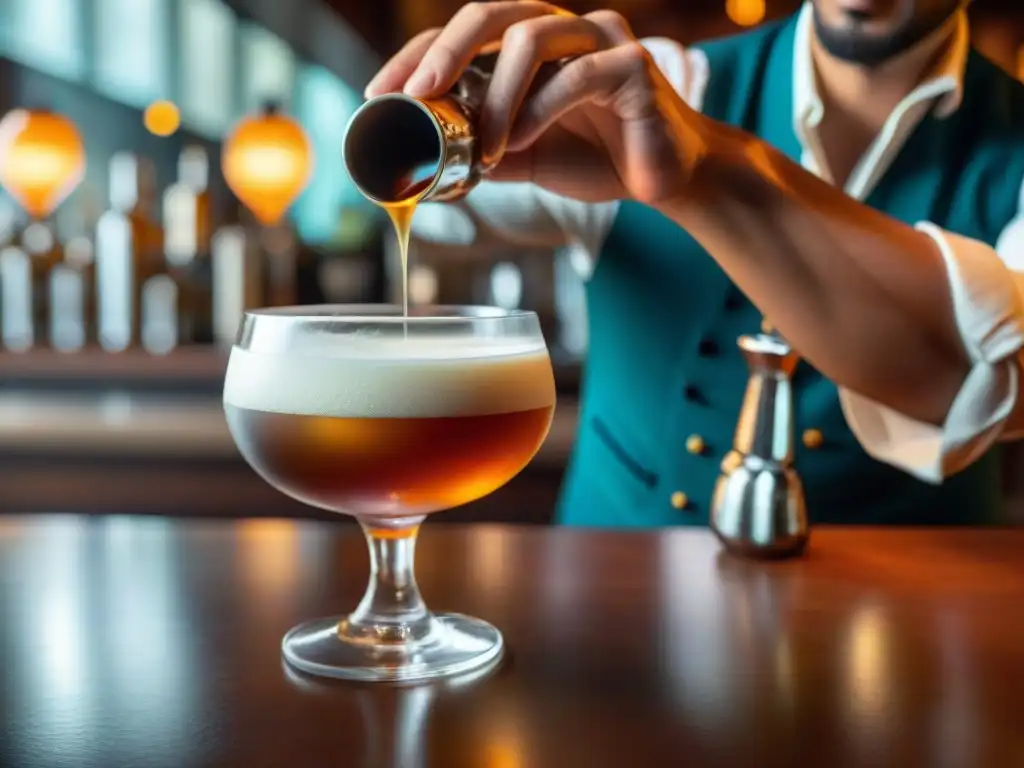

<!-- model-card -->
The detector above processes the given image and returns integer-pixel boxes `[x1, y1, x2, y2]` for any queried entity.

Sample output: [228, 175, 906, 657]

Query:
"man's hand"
[364, 1, 707, 205]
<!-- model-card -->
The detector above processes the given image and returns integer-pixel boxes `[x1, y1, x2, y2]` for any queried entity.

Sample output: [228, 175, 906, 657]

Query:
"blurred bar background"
[1, 0, 1023, 522]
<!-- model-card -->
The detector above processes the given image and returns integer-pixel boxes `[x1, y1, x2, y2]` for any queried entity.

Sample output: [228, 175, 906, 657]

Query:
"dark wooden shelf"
[0, 450, 564, 523]
[0, 387, 577, 522]
[0, 346, 229, 394]
[0, 346, 583, 395]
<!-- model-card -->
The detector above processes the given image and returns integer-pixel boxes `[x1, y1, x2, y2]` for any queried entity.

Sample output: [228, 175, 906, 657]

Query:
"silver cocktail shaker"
[710, 333, 809, 559]
[343, 52, 565, 205]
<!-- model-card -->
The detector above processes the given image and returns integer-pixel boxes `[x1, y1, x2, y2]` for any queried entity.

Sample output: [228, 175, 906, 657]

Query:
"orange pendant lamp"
[0, 108, 85, 219]
[222, 102, 313, 226]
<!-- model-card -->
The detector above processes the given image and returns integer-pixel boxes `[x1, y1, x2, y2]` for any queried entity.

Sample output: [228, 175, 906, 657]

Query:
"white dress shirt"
[411, 2, 1024, 484]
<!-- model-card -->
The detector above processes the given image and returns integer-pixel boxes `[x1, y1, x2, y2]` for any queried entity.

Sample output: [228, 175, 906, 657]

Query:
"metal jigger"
[710, 333, 809, 559]
[343, 51, 568, 206]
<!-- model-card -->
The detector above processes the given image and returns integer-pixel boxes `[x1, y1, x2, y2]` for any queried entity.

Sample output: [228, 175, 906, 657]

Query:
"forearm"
[658, 118, 971, 425]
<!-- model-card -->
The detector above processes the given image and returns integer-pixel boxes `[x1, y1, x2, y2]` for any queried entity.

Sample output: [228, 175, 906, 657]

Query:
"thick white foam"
[223, 340, 556, 418]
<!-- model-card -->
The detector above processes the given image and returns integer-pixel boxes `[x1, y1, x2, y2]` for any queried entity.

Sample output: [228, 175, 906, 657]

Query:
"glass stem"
[340, 517, 435, 647]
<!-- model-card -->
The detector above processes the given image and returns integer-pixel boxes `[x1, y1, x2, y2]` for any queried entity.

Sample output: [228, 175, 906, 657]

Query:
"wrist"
[656, 117, 767, 223]
[669, 104, 714, 185]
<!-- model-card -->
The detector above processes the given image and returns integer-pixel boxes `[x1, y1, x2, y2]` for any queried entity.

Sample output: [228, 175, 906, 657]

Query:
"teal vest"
[558, 16, 1024, 528]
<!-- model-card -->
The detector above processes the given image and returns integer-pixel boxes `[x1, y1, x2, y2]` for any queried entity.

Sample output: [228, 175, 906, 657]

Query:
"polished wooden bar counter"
[1, 516, 1022, 767]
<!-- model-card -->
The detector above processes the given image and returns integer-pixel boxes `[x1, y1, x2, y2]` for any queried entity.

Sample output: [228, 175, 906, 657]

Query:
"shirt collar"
[793, 0, 970, 131]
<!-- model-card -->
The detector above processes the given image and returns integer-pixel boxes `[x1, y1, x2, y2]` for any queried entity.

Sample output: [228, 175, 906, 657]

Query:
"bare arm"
[659, 120, 976, 426]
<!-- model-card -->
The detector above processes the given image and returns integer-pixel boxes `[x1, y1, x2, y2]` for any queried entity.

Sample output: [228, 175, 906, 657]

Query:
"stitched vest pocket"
[590, 417, 658, 489]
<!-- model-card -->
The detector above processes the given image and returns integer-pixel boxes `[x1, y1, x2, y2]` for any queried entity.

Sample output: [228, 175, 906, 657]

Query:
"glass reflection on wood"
[844, 604, 894, 750]
[0, 517, 201, 766]
[283, 651, 503, 768]
[658, 535, 737, 723]
[237, 519, 302, 607]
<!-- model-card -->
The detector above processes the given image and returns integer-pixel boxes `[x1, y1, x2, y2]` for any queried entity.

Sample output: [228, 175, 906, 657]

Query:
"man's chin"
[811, 2, 962, 67]
[815, 27, 898, 65]
[815, 31, 899, 66]
[815, 19, 928, 66]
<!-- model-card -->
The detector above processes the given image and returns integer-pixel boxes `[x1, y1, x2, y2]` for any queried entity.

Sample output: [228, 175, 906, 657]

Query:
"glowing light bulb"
[0, 109, 85, 219]
[726, 0, 766, 27]
[222, 105, 314, 225]
[144, 101, 181, 137]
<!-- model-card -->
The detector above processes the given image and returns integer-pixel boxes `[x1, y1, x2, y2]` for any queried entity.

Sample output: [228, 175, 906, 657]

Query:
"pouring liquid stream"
[380, 171, 435, 338]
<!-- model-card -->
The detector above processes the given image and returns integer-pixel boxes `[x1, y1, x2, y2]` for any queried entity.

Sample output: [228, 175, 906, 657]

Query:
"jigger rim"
[342, 93, 446, 206]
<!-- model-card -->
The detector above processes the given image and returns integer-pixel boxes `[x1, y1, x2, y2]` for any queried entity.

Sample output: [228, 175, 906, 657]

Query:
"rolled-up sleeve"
[838, 220, 1024, 483]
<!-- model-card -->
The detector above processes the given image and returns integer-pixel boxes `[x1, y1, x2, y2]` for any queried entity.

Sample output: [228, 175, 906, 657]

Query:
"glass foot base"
[282, 613, 504, 683]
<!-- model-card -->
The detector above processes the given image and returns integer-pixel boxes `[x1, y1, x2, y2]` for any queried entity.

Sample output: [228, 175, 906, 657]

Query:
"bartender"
[366, 0, 1024, 527]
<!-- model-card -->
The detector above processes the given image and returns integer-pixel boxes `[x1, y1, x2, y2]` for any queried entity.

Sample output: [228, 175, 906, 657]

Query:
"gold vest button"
[761, 318, 774, 334]
[670, 491, 689, 510]
[685, 435, 705, 455]
[802, 428, 824, 450]
[720, 451, 742, 473]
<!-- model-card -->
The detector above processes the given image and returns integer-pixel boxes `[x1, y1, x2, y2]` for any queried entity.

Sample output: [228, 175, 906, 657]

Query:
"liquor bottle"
[56, 184, 103, 347]
[317, 209, 387, 305]
[95, 204, 133, 352]
[164, 146, 214, 343]
[53, 234, 95, 351]
[211, 224, 265, 347]
[49, 261, 86, 352]
[20, 221, 62, 346]
[140, 273, 179, 355]
[260, 218, 298, 307]
[0, 244, 32, 351]
[96, 153, 142, 350]
[0, 198, 18, 248]
[95, 152, 166, 351]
